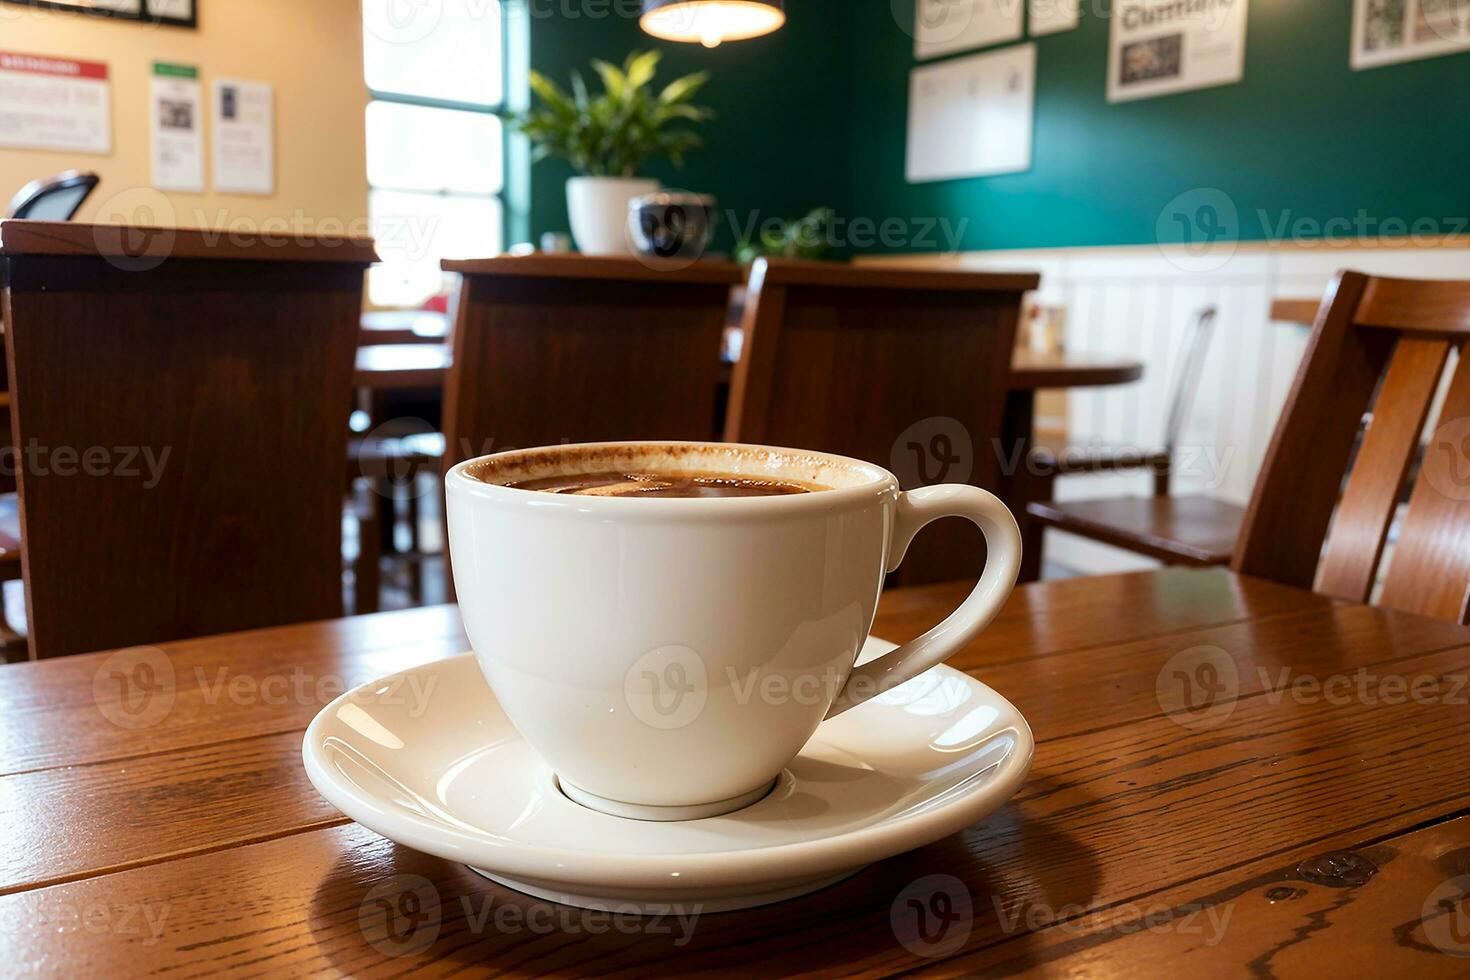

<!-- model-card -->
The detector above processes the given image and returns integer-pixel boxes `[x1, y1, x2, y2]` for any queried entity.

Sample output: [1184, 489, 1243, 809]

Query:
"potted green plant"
[512, 51, 714, 256]
[733, 207, 836, 264]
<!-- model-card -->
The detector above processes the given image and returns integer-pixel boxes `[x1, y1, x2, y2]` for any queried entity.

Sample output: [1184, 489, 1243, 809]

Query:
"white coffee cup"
[445, 441, 1021, 821]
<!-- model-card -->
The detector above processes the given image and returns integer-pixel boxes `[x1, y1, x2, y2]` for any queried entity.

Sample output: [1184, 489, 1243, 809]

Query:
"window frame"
[363, 0, 511, 303]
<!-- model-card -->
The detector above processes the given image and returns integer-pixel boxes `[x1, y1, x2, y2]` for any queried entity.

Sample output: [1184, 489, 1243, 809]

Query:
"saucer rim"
[302, 647, 1034, 891]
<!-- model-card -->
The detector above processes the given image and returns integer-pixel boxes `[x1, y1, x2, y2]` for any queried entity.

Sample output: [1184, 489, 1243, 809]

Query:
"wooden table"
[351, 344, 1143, 584]
[6, 567, 1468, 975]
[359, 311, 448, 347]
[1004, 351, 1144, 583]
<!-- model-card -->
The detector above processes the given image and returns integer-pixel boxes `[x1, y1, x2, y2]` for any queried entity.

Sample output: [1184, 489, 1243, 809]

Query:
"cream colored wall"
[0, 0, 367, 231]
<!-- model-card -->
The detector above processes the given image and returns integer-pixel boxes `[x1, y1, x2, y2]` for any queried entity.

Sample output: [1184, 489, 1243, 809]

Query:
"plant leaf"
[624, 50, 661, 92]
[590, 59, 626, 102]
[659, 71, 708, 105]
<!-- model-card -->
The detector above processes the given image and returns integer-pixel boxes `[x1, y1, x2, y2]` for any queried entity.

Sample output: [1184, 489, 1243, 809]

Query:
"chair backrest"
[725, 258, 1038, 584]
[1161, 305, 1217, 457]
[1235, 271, 1470, 623]
[0, 220, 375, 657]
[6, 171, 100, 221]
[439, 255, 743, 464]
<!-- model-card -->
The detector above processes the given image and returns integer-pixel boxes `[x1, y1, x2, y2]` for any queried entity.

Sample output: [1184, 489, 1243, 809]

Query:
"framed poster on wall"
[1107, 0, 1248, 103]
[1352, 0, 1470, 69]
[907, 43, 1036, 182]
[0, 0, 195, 28]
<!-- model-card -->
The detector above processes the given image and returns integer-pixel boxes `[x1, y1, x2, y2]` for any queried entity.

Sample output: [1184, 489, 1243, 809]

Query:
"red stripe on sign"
[0, 51, 109, 80]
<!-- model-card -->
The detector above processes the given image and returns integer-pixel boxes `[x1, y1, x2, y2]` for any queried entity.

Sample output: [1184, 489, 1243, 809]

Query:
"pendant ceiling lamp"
[640, 0, 786, 48]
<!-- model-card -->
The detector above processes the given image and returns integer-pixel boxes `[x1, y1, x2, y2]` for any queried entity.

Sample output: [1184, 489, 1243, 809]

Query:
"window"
[362, 0, 505, 307]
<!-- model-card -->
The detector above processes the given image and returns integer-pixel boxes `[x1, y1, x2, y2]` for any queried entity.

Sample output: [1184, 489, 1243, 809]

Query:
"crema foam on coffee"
[505, 470, 828, 498]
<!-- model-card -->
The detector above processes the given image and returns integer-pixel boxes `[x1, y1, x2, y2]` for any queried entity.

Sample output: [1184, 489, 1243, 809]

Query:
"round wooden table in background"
[353, 343, 1146, 585]
[353, 343, 1144, 393]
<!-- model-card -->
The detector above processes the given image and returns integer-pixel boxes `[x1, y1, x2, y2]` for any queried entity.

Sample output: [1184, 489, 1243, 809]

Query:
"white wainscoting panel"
[868, 242, 1470, 575]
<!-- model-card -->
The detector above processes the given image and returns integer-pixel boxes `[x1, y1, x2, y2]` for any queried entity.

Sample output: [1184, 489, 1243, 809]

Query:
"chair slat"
[1357, 278, 1470, 336]
[1378, 350, 1470, 623]
[1317, 338, 1451, 602]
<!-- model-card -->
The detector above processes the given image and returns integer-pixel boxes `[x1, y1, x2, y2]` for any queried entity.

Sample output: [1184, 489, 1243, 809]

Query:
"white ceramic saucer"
[302, 637, 1033, 914]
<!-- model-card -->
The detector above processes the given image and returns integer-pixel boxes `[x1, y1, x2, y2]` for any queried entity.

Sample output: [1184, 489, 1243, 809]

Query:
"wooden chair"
[6, 170, 99, 221]
[439, 254, 744, 464]
[1235, 271, 1470, 623]
[725, 258, 1037, 585]
[1269, 297, 1320, 326]
[1026, 305, 1248, 567]
[0, 220, 375, 658]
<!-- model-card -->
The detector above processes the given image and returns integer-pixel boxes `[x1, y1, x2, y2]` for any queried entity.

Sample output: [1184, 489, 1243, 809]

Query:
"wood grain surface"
[3, 568, 1468, 976]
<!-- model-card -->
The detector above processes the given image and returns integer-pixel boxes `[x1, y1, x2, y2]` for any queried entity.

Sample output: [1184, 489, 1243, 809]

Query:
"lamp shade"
[640, 0, 786, 48]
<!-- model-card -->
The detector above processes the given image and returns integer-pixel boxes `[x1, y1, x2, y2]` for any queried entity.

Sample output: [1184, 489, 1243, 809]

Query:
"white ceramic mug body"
[446, 442, 1020, 819]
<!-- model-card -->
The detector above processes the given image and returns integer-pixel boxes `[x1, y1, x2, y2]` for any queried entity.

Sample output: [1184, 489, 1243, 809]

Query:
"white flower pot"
[566, 176, 659, 256]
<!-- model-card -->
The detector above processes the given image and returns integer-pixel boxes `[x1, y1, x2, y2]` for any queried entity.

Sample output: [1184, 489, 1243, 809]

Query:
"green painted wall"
[854, 0, 1470, 252]
[522, 1, 1469, 254]
[521, 2, 852, 252]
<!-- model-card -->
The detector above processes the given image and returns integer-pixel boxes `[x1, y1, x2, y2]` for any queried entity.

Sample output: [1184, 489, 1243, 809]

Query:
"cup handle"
[825, 484, 1021, 719]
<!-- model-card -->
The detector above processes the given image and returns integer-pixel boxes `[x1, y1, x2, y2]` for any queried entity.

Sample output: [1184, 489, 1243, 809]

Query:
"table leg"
[1001, 390, 1050, 584]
